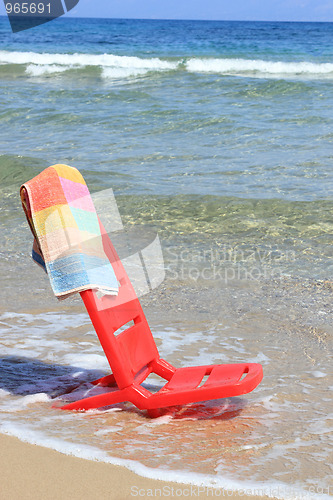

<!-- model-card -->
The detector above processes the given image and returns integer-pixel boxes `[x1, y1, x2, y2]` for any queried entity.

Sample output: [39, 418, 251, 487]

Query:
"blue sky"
[1, 0, 333, 22]
[67, 0, 333, 22]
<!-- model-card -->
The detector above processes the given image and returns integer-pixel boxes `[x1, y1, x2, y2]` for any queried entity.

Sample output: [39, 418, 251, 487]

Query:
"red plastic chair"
[59, 220, 263, 416]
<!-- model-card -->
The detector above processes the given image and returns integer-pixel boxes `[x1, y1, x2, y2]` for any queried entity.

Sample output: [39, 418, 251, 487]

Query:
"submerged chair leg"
[90, 373, 116, 387]
[59, 389, 126, 411]
[147, 408, 161, 418]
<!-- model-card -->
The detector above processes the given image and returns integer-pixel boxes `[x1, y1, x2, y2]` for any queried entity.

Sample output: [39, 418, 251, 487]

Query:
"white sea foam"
[311, 370, 326, 378]
[94, 426, 123, 435]
[0, 50, 177, 79]
[1, 422, 328, 500]
[26, 64, 71, 76]
[101, 67, 150, 79]
[2, 50, 333, 80]
[21, 393, 50, 406]
[186, 57, 333, 78]
[0, 393, 51, 412]
[62, 353, 109, 370]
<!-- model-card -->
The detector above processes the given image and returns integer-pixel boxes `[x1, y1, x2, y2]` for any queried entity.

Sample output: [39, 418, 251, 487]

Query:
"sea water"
[0, 17, 332, 498]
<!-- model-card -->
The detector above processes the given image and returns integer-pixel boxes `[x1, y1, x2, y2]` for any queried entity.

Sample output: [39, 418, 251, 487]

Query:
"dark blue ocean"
[0, 17, 332, 497]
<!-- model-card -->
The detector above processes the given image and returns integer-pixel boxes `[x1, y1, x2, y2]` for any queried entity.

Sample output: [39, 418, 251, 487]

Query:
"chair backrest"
[80, 219, 159, 389]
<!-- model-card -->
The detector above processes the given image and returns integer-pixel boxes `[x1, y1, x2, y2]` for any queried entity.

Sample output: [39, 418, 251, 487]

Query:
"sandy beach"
[1, 434, 278, 500]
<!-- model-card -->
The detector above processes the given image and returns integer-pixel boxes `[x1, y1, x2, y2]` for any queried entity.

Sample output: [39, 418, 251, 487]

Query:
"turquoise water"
[1, 18, 332, 278]
[0, 17, 332, 497]
[0, 18, 333, 201]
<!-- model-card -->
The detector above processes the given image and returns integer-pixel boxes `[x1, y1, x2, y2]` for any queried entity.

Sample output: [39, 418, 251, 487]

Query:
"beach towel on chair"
[20, 164, 119, 299]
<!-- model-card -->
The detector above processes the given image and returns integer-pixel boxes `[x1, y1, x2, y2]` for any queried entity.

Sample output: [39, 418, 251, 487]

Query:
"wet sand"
[1, 433, 277, 500]
[0, 277, 331, 500]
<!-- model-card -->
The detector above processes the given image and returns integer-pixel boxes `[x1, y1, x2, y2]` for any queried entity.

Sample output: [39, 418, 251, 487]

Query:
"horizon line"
[0, 14, 332, 24]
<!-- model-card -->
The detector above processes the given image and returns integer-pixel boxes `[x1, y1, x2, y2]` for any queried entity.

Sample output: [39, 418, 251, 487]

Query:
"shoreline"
[1, 433, 278, 500]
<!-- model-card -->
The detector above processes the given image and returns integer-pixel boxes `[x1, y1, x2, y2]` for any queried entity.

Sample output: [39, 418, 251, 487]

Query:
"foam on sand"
[1, 422, 329, 499]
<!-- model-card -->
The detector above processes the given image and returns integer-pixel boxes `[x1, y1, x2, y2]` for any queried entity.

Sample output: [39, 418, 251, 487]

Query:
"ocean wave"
[0, 50, 177, 78]
[186, 57, 333, 77]
[101, 67, 153, 79]
[26, 64, 71, 76]
[1, 50, 333, 80]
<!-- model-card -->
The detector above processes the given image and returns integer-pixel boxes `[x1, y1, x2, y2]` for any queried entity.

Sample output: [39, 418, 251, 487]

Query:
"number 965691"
[5, 3, 51, 15]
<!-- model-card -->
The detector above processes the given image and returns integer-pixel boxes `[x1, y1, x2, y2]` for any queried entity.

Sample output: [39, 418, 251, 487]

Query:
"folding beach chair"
[21, 164, 263, 416]
[60, 220, 263, 415]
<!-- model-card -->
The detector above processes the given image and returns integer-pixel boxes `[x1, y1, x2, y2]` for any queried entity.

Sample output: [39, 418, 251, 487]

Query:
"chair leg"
[147, 408, 161, 418]
[59, 389, 126, 411]
[91, 373, 116, 387]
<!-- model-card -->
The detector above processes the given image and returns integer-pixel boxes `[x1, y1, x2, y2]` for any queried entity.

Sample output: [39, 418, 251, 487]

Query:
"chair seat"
[144, 362, 263, 409]
[59, 362, 263, 413]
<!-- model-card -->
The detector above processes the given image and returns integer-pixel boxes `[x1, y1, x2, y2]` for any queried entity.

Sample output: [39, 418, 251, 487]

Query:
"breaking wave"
[0, 50, 177, 79]
[1, 50, 333, 80]
[186, 57, 333, 78]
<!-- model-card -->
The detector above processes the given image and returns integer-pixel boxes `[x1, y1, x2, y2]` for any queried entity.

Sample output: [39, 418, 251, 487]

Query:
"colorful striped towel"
[20, 164, 119, 299]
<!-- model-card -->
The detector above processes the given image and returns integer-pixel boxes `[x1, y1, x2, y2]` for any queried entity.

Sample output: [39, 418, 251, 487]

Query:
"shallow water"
[0, 289, 331, 498]
[0, 17, 332, 498]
